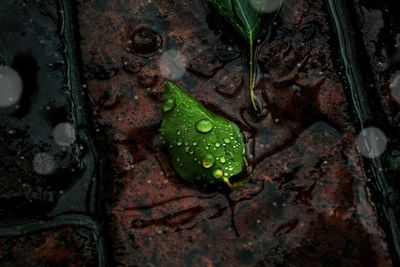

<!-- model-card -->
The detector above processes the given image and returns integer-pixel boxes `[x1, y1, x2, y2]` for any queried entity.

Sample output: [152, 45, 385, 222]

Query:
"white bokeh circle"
[53, 122, 76, 146]
[159, 49, 187, 80]
[390, 72, 400, 105]
[355, 127, 387, 159]
[249, 0, 283, 14]
[33, 153, 56, 175]
[0, 66, 23, 108]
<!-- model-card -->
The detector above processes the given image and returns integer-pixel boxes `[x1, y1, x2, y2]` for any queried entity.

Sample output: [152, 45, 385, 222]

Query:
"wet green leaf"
[207, 0, 282, 111]
[160, 81, 246, 188]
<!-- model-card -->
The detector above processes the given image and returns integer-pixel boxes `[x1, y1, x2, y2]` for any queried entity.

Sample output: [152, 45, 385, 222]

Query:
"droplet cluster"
[160, 81, 245, 187]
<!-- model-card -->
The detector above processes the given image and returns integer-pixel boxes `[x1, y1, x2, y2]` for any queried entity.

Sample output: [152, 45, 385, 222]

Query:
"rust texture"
[78, 0, 393, 266]
[0, 227, 97, 266]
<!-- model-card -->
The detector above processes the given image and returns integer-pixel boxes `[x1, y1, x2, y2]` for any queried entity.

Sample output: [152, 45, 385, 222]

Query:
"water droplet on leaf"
[160, 81, 245, 187]
[196, 119, 213, 133]
[163, 98, 176, 112]
[202, 154, 215, 168]
[213, 169, 223, 179]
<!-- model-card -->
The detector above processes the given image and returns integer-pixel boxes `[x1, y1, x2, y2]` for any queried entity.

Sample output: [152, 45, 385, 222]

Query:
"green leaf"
[207, 0, 282, 111]
[160, 81, 246, 188]
[208, 0, 280, 42]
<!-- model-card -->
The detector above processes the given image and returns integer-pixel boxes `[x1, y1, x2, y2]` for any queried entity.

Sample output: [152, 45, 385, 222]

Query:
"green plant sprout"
[160, 81, 246, 188]
[208, 0, 282, 111]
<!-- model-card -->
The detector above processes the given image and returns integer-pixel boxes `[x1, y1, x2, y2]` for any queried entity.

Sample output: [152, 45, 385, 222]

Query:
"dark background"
[0, 0, 399, 266]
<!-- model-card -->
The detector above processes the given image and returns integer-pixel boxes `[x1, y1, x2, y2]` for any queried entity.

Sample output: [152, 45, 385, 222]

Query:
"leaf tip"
[164, 80, 174, 91]
[164, 80, 186, 97]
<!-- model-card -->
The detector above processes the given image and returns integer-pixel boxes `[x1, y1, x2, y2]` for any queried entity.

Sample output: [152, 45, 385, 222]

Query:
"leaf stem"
[249, 38, 258, 111]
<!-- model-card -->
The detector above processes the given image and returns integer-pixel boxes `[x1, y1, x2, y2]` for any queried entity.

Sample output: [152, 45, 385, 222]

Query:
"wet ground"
[1, 0, 400, 266]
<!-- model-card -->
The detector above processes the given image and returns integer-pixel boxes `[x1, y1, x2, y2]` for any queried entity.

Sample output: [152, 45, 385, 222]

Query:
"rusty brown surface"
[78, 0, 393, 266]
[0, 226, 97, 266]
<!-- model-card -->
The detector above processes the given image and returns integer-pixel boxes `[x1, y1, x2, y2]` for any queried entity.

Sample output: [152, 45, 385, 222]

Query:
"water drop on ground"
[130, 27, 162, 57]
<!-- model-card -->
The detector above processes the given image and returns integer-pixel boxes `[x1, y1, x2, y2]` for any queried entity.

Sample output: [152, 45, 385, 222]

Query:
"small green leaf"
[160, 81, 246, 188]
[207, 0, 282, 111]
[208, 0, 280, 41]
